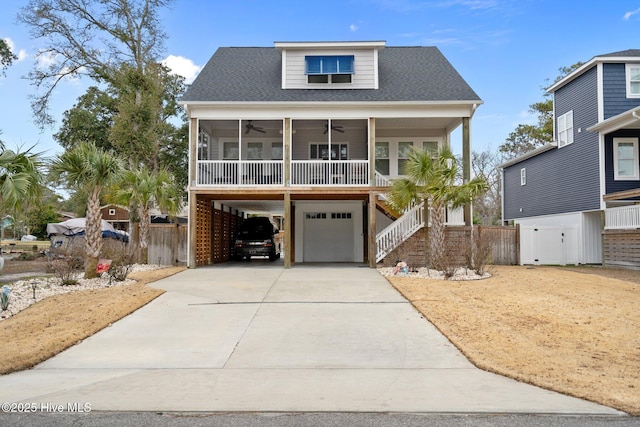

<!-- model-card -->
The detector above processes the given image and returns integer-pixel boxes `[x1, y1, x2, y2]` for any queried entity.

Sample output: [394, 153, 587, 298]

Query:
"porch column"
[462, 117, 472, 226]
[369, 117, 376, 185]
[188, 118, 198, 268]
[284, 191, 292, 268]
[368, 117, 377, 267]
[284, 118, 291, 187]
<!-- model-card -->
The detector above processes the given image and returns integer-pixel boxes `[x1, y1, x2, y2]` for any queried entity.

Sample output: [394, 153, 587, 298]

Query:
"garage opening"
[295, 200, 364, 263]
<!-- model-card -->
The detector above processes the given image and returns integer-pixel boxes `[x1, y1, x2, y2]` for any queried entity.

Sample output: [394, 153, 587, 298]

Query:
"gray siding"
[602, 63, 640, 119]
[504, 67, 600, 220]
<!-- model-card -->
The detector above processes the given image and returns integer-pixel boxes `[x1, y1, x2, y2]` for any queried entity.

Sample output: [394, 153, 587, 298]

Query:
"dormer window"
[305, 55, 354, 84]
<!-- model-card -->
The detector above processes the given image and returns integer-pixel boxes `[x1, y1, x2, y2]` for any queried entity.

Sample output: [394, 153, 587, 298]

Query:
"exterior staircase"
[376, 200, 425, 263]
[374, 170, 465, 263]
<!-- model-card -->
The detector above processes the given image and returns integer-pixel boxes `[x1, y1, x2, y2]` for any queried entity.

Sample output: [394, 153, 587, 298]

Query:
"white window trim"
[520, 168, 526, 186]
[375, 137, 443, 176]
[557, 110, 574, 148]
[626, 64, 640, 98]
[309, 142, 349, 160]
[221, 140, 239, 160]
[613, 137, 640, 181]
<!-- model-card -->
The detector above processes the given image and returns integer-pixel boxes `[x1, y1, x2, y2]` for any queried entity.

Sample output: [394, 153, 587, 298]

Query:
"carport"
[189, 190, 372, 268]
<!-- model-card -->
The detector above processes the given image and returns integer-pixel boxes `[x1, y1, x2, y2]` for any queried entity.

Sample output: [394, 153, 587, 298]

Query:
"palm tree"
[0, 146, 43, 246]
[110, 167, 181, 264]
[50, 142, 123, 278]
[386, 146, 488, 270]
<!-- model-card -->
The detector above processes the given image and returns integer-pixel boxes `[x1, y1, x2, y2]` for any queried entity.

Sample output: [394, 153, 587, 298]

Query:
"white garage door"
[303, 212, 354, 262]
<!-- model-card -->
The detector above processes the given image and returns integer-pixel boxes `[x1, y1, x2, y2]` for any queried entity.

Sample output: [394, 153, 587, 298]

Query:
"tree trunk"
[84, 187, 103, 279]
[139, 206, 150, 264]
[429, 200, 446, 270]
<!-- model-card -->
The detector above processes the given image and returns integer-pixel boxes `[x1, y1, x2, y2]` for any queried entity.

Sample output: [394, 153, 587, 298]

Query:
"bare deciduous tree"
[18, 0, 172, 126]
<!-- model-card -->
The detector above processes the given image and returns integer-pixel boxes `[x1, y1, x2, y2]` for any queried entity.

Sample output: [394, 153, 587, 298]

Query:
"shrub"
[466, 227, 496, 276]
[47, 243, 84, 286]
[101, 240, 136, 282]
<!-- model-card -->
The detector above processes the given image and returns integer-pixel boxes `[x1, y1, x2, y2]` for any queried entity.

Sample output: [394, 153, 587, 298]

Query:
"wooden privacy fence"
[148, 224, 188, 265]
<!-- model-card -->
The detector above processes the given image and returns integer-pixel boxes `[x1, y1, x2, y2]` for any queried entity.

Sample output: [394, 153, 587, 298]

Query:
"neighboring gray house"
[501, 49, 640, 268]
[179, 41, 481, 268]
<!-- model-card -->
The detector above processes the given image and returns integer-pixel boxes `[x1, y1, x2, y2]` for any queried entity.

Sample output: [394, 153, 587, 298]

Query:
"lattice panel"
[212, 209, 223, 262]
[222, 211, 231, 261]
[195, 198, 212, 266]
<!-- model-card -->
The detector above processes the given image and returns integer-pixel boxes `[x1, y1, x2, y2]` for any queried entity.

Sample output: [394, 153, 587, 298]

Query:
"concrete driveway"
[0, 263, 623, 414]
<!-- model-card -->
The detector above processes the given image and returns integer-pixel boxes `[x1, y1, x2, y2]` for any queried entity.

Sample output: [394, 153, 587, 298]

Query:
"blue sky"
[1, 0, 639, 159]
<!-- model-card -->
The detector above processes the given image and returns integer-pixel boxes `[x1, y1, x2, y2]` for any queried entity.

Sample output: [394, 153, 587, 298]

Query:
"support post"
[462, 117, 472, 226]
[284, 191, 292, 268]
[188, 117, 198, 268]
[368, 191, 377, 267]
[284, 118, 291, 187]
[369, 117, 376, 186]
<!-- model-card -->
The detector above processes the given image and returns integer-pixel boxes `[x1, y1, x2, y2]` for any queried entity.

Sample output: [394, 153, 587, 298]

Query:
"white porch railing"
[605, 204, 640, 230]
[375, 171, 392, 187]
[290, 160, 369, 186]
[196, 160, 283, 186]
[376, 201, 424, 262]
[375, 201, 466, 262]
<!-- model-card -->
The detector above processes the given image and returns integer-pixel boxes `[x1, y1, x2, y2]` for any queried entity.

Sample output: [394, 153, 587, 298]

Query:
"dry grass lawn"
[0, 266, 185, 375]
[388, 265, 640, 415]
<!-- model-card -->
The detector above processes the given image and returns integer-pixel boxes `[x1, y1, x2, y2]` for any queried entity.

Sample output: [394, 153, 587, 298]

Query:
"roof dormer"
[275, 41, 385, 90]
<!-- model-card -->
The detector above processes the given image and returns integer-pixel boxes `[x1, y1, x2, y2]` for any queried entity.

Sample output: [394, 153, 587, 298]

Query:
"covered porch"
[193, 115, 472, 190]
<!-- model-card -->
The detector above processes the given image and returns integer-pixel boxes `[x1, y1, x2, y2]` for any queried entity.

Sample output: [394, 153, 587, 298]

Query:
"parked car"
[233, 217, 280, 261]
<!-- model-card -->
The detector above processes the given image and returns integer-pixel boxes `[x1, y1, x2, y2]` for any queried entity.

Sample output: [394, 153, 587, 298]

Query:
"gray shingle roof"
[597, 49, 640, 58]
[181, 46, 481, 103]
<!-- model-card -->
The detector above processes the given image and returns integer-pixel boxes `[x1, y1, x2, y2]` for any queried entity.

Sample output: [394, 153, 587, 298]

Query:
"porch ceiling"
[198, 117, 460, 134]
[196, 189, 370, 215]
[376, 117, 460, 130]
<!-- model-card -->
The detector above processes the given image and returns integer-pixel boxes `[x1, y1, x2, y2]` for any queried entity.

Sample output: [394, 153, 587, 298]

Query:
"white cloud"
[36, 50, 57, 69]
[3, 37, 15, 51]
[350, 24, 359, 32]
[162, 55, 201, 84]
[3, 38, 27, 62]
[623, 7, 640, 20]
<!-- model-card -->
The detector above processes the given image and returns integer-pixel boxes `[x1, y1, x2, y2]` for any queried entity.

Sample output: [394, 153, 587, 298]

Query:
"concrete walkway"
[0, 263, 623, 414]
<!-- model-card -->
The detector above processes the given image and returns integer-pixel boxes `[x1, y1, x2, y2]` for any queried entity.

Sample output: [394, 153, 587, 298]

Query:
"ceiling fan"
[245, 121, 266, 134]
[323, 123, 344, 134]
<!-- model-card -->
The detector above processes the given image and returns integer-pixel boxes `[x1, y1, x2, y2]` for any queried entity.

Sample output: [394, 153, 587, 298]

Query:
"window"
[310, 143, 348, 160]
[246, 142, 263, 160]
[271, 142, 283, 160]
[423, 141, 439, 157]
[557, 111, 574, 147]
[520, 168, 526, 186]
[108, 209, 116, 216]
[330, 212, 352, 219]
[198, 131, 210, 160]
[305, 55, 354, 84]
[613, 137, 639, 180]
[375, 142, 389, 175]
[398, 141, 414, 174]
[306, 213, 326, 219]
[626, 64, 640, 97]
[223, 141, 239, 160]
